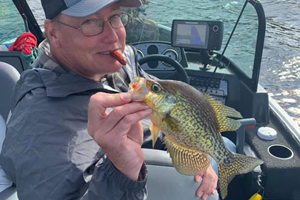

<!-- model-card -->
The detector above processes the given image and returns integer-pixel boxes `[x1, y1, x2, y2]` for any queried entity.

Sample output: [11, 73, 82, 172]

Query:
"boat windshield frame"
[11, 0, 266, 92]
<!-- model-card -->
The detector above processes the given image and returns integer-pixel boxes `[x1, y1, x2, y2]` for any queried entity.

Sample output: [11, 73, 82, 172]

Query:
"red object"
[110, 50, 127, 65]
[8, 32, 37, 55]
[245, 125, 255, 130]
[132, 83, 138, 89]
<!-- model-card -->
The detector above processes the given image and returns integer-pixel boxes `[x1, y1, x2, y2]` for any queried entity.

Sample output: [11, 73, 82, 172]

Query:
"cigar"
[110, 50, 127, 65]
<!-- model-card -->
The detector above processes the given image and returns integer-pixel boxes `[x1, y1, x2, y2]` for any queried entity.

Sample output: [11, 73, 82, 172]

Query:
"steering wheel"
[138, 54, 189, 84]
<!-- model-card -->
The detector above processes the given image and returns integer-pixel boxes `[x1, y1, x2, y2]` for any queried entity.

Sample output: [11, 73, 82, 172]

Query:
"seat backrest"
[0, 51, 29, 74]
[0, 94, 14, 197]
[0, 62, 20, 122]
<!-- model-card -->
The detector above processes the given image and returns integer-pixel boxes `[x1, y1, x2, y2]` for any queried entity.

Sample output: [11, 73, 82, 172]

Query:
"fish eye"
[151, 83, 161, 93]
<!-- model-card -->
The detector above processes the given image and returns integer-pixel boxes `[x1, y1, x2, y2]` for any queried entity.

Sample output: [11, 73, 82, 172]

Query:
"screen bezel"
[171, 20, 210, 49]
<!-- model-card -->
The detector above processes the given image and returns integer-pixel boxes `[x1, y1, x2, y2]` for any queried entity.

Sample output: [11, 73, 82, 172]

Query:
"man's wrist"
[114, 160, 143, 181]
[98, 157, 148, 187]
[106, 150, 144, 181]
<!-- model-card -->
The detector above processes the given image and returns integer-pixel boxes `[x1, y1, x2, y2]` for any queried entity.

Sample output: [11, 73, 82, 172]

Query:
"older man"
[0, 0, 217, 199]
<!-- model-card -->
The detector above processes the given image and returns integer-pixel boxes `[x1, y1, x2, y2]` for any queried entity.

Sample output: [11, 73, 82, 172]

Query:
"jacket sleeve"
[86, 157, 147, 200]
[0, 70, 148, 200]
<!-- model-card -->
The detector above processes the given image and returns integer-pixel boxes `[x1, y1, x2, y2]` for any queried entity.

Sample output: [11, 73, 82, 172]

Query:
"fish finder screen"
[172, 21, 209, 49]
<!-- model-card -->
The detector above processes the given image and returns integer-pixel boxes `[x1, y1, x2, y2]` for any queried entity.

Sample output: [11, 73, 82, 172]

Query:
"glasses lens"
[120, 13, 130, 27]
[81, 19, 103, 36]
[80, 13, 130, 36]
[111, 13, 129, 29]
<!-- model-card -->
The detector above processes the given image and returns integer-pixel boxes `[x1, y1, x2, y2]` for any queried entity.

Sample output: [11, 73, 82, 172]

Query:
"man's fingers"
[202, 194, 208, 200]
[113, 108, 152, 137]
[195, 174, 217, 199]
[196, 185, 211, 200]
[88, 92, 133, 136]
[89, 92, 132, 118]
[196, 184, 205, 198]
[100, 102, 150, 133]
[196, 190, 203, 199]
[92, 107, 152, 147]
[194, 174, 202, 183]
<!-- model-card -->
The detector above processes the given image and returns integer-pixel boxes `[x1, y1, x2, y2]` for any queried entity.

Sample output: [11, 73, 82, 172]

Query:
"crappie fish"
[129, 77, 264, 199]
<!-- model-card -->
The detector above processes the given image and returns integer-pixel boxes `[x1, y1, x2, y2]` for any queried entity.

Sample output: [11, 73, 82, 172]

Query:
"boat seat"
[0, 184, 17, 200]
[0, 115, 14, 194]
[0, 62, 20, 122]
[0, 51, 29, 74]
[142, 149, 220, 200]
[0, 62, 19, 200]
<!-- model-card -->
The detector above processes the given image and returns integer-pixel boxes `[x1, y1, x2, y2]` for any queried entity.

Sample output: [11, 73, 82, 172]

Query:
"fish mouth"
[129, 77, 149, 101]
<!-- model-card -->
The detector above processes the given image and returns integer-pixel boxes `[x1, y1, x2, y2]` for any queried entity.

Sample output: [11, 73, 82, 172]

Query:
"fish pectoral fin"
[164, 136, 210, 175]
[150, 122, 160, 148]
[204, 94, 242, 133]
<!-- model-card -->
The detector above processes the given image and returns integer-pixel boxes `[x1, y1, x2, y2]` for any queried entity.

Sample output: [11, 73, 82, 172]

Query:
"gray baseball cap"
[41, 0, 142, 19]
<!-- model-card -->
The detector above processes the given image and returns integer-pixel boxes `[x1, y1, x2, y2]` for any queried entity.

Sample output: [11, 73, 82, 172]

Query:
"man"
[0, 0, 218, 199]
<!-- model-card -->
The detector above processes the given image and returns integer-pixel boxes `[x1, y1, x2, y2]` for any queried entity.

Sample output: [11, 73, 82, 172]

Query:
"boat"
[0, 0, 300, 199]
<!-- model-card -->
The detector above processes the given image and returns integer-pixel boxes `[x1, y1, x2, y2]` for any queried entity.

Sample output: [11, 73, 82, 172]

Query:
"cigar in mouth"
[110, 50, 127, 65]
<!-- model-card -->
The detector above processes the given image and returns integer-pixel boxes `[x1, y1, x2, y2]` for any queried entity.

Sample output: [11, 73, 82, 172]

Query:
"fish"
[129, 77, 264, 199]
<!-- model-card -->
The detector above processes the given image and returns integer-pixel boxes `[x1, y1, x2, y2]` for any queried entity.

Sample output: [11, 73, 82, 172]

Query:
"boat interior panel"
[0, 52, 29, 75]
[0, 62, 20, 122]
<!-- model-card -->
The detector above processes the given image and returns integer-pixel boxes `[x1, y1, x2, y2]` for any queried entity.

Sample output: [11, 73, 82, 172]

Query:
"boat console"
[132, 41, 239, 110]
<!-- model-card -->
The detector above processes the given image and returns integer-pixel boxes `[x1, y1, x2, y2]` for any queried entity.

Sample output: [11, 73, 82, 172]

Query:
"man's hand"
[194, 165, 218, 200]
[87, 92, 152, 181]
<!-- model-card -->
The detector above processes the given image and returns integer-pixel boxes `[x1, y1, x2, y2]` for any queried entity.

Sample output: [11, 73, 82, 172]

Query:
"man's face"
[53, 3, 126, 81]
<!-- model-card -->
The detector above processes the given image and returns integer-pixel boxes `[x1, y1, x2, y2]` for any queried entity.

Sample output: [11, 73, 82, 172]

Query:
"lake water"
[259, 0, 300, 126]
[1, 0, 300, 126]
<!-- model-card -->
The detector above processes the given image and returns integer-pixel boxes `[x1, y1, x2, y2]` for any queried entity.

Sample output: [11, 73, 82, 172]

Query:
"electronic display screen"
[172, 21, 210, 49]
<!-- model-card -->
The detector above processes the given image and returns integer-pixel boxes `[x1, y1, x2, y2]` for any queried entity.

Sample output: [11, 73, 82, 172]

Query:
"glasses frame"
[52, 12, 131, 37]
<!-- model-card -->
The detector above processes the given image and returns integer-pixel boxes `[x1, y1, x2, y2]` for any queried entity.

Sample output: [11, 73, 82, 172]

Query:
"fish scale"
[129, 77, 264, 199]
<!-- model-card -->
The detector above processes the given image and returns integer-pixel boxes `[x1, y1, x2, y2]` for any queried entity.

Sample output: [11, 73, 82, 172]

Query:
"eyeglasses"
[53, 12, 131, 37]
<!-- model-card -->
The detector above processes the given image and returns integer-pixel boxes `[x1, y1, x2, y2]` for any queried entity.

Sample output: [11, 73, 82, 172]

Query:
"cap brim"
[61, 0, 142, 18]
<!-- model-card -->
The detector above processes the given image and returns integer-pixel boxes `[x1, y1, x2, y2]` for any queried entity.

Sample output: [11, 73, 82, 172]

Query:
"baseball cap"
[41, 0, 142, 19]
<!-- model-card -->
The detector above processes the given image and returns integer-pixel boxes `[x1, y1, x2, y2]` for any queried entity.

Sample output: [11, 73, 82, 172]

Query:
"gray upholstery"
[0, 115, 6, 151]
[143, 148, 173, 167]
[0, 51, 29, 74]
[0, 62, 19, 200]
[143, 149, 219, 200]
[0, 62, 20, 122]
[0, 186, 18, 200]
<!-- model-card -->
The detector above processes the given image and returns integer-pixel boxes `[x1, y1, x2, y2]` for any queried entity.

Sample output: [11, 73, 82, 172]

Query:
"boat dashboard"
[132, 41, 238, 107]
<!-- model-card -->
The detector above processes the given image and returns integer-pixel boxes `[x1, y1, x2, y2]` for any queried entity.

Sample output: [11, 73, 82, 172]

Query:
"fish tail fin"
[218, 154, 263, 199]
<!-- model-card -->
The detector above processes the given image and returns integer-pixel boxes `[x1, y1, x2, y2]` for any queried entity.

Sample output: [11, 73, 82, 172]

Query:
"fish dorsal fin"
[204, 94, 242, 133]
[164, 136, 210, 176]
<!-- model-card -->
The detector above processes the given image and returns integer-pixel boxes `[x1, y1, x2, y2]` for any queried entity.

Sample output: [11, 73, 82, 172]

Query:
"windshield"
[2, 0, 259, 79]
[25, 0, 259, 79]
[0, 1, 26, 45]
[124, 0, 258, 78]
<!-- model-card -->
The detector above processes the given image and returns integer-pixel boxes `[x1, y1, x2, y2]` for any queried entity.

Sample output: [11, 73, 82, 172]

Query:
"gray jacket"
[0, 44, 152, 200]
